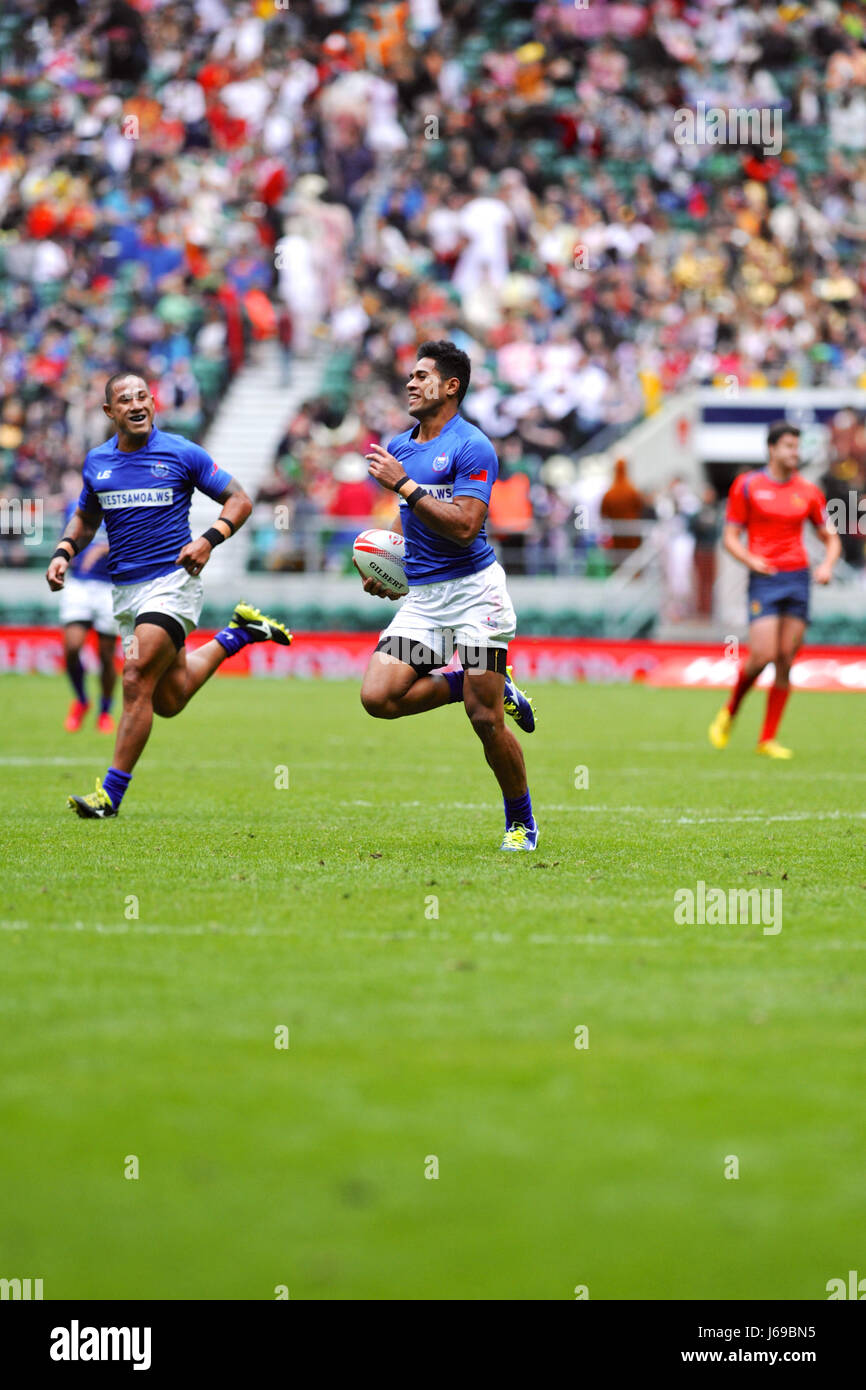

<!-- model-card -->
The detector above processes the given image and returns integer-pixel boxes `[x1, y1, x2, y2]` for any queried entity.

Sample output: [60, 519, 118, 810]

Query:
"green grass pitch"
[0, 672, 863, 1300]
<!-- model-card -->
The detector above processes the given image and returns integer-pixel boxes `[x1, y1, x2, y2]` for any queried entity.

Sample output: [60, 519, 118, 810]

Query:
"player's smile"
[123, 406, 152, 431]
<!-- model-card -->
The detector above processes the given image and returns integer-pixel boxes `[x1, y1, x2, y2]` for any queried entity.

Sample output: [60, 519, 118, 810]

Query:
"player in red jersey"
[709, 422, 840, 758]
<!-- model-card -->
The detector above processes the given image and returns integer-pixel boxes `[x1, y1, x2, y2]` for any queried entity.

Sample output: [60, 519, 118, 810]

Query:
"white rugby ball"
[353, 529, 409, 596]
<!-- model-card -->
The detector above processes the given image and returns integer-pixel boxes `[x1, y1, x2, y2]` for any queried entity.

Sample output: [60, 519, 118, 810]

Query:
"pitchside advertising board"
[2, 628, 866, 691]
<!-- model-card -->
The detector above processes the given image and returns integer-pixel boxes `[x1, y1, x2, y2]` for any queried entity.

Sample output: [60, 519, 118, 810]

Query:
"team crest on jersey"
[150, 462, 170, 479]
[432, 454, 449, 472]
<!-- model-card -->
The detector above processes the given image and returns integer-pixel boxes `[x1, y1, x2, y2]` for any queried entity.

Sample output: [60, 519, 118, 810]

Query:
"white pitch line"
[0, 756, 98, 766]
[620, 767, 866, 781]
[0, 756, 243, 769]
[0, 920, 301, 937]
[675, 810, 866, 824]
[340, 801, 866, 823]
[339, 800, 652, 813]
[3, 921, 865, 951]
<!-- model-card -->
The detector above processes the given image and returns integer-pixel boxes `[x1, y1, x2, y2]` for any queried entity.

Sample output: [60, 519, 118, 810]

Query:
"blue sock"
[214, 626, 253, 657]
[443, 669, 464, 703]
[103, 766, 132, 809]
[504, 790, 534, 829]
[100, 695, 112, 715]
[67, 655, 87, 703]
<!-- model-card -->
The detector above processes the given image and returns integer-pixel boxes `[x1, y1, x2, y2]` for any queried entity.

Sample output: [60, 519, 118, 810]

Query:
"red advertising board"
[2, 627, 866, 690]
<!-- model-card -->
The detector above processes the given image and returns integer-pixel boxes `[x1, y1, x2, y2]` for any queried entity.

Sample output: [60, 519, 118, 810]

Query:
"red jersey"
[726, 469, 827, 571]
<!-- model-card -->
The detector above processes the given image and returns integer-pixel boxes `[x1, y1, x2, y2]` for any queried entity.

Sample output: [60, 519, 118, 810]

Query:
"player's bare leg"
[710, 616, 778, 748]
[112, 623, 179, 772]
[63, 622, 91, 730]
[360, 652, 453, 719]
[361, 654, 536, 848]
[151, 602, 293, 720]
[756, 614, 805, 758]
[733, 615, 778, 704]
[463, 668, 537, 848]
[152, 639, 231, 718]
[462, 669, 527, 797]
[96, 631, 118, 732]
[67, 623, 177, 816]
[68, 603, 293, 817]
[775, 614, 806, 689]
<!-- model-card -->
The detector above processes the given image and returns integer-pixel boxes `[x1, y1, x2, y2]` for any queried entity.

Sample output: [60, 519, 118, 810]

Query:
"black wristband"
[52, 546, 75, 562]
[58, 536, 80, 556]
[404, 486, 426, 511]
[202, 526, 226, 548]
[393, 474, 412, 493]
[218, 516, 236, 535]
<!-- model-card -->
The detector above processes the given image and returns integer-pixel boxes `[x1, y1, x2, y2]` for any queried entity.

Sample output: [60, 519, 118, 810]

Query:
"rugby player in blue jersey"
[357, 341, 538, 851]
[46, 371, 293, 818]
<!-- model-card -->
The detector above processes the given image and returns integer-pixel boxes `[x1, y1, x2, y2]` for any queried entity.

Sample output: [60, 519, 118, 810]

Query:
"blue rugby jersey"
[63, 501, 112, 583]
[387, 413, 498, 585]
[77, 427, 232, 585]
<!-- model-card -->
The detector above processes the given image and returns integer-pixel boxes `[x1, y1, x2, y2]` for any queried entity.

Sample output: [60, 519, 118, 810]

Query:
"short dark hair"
[416, 339, 471, 404]
[105, 371, 148, 405]
[767, 421, 800, 447]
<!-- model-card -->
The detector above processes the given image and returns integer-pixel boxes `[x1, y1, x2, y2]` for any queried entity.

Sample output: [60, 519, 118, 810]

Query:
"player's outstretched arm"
[45, 504, 100, 592]
[722, 522, 776, 575]
[176, 476, 252, 577]
[813, 523, 841, 585]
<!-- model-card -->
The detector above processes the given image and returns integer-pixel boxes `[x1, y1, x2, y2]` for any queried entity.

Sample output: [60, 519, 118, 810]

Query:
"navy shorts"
[747, 567, 810, 623]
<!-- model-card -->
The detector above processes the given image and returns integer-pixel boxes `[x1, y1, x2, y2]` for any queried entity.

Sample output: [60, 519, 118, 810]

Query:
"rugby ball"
[353, 529, 409, 596]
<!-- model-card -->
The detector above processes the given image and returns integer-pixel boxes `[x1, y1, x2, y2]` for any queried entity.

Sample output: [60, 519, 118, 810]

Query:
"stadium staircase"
[189, 341, 327, 594]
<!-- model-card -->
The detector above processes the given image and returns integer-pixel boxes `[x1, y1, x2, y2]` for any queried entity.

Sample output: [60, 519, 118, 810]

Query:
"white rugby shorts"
[112, 568, 203, 649]
[378, 560, 516, 669]
[59, 576, 118, 636]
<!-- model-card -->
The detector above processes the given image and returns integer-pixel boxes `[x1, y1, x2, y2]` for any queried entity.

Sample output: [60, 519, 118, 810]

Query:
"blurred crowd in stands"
[2, 0, 866, 586]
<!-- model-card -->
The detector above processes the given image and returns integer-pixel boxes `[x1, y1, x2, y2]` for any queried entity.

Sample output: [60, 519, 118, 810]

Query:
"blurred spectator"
[94, 1, 149, 85]
[600, 458, 644, 561]
[689, 487, 722, 620]
[5, 0, 866, 588]
[488, 461, 533, 575]
[327, 452, 378, 525]
[276, 304, 294, 389]
[821, 409, 866, 568]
